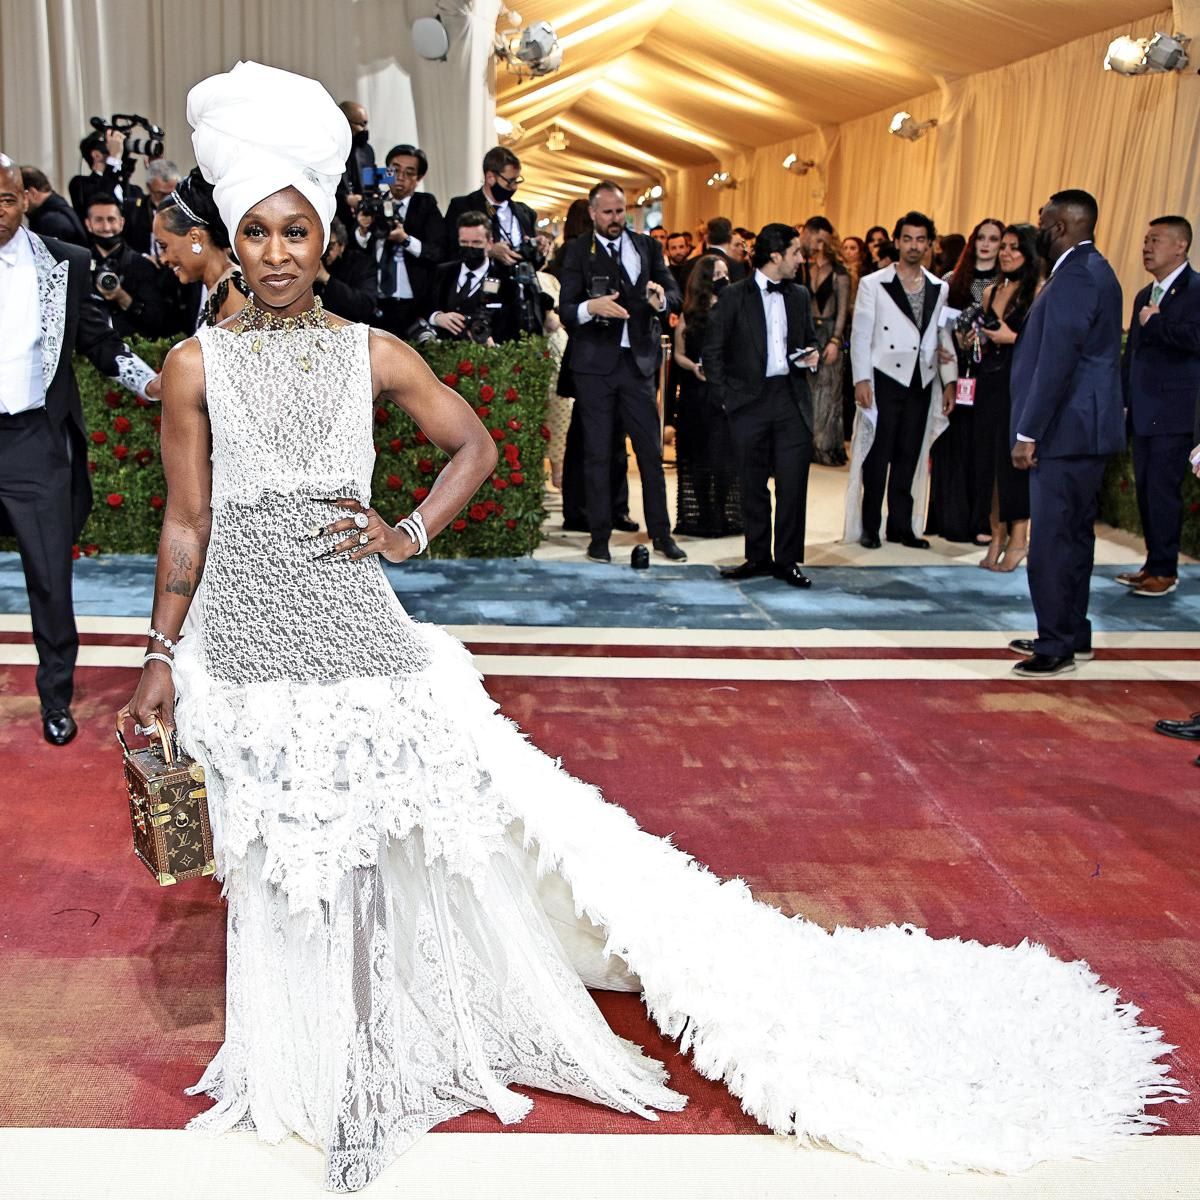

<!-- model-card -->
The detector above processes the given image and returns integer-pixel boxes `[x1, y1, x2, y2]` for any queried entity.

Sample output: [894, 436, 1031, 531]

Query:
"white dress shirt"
[495, 200, 523, 247]
[0, 227, 46, 415]
[364, 197, 425, 301]
[430, 262, 488, 325]
[755, 269, 789, 377]
[1150, 260, 1188, 303]
[578, 232, 642, 349]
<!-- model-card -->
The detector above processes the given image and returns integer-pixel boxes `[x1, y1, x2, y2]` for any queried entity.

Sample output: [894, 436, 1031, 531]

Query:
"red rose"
[418, 458, 434, 474]
[510, 472, 525, 486]
[91, 430, 108, 445]
[386, 473, 403, 490]
[475, 405, 491, 418]
[72, 545, 81, 560]
[478, 364, 490, 378]
[412, 486, 430, 502]
[504, 387, 520, 402]
[511, 364, 522, 375]
[490, 428, 505, 442]
[540, 423, 551, 440]
[495, 502, 505, 514]
[150, 495, 165, 509]
[505, 518, 517, 529]
[542, 350, 551, 359]
[106, 493, 124, 507]
[503, 443, 520, 463]
[469, 504, 487, 522]
[83, 543, 99, 556]
[114, 415, 132, 434]
[375, 406, 389, 425]
[479, 384, 495, 402]
[452, 518, 468, 531]
[135, 449, 153, 465]
[442, 372, 459, 387]
[389, 437, 404, 452]
[103, 390, 122, 408]
[133, 396, 149, 408]
[458, 359, 475, 376]
[87, 461, 97, 473]
[151, 414, 162, 431]
[415, 431, 430, 445]
[493, 477, 509, 491]
[113, 444, 129, 460]
[507, 418, 522, 431]
[484, 499, 498, 513]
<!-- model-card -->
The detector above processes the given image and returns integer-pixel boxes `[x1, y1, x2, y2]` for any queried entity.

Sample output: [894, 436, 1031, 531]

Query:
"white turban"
[186, 60, 349, 250]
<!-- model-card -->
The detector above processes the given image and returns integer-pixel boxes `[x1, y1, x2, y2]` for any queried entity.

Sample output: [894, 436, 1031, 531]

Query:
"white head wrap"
[186, 60, 349, 250]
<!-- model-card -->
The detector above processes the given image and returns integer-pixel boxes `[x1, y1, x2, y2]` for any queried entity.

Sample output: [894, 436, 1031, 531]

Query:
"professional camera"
[89, 114, 165, 159]
[510, 242, 548, 336]
[465, 309, 493, 345]
[93, 262, 121, 294]
[356, 166, 405, 229]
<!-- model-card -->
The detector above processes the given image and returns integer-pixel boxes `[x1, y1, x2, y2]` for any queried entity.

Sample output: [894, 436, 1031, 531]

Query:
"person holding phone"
[701, 223, 820, 588]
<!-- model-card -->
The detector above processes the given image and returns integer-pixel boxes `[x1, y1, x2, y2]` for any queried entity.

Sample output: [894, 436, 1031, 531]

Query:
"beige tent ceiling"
[495, 0, 1163, 216]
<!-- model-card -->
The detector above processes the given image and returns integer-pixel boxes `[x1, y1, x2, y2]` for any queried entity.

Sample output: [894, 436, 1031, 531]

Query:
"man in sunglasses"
[447, 146, 539, 268]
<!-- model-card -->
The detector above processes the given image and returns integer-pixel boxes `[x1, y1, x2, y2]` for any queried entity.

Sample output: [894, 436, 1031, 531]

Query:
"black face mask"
[90, 233, 122, 252]
[352, 128, 370, 147]
[712, 276, 729, 294]
[460, 246, 487, 270]
[489, 178, 515, 204]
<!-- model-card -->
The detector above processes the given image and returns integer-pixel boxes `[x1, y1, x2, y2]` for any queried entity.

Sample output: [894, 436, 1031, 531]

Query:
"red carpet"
[1, 661, 1196, 1136]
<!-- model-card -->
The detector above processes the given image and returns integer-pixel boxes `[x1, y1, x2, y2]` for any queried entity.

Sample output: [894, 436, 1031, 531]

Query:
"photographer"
[314, 217, 377, 323]
[83, 193, 179, 338]
[426, 211, 520, 345]
[21, 166, 88, 247]
[125, 159, 181, 256]
[447, 146, 538, 267]
[355, 143, 446, 337]
[336, 100, 374, 226]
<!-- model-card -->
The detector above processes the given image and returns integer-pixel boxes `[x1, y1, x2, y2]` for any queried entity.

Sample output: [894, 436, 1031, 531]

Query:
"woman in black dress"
[673, 255, 742, 537]
[924, 217, 1004, 543]
[971, 223, 1040, 570]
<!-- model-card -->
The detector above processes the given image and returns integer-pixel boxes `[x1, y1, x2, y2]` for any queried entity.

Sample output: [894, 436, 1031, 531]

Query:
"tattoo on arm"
[165, 540, 199, 597]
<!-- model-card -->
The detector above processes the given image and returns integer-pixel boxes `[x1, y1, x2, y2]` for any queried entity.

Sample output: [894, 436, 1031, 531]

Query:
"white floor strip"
[1, 614, 1197, 650]
[0, 1130, 1194, 1200]
[1, 642, 1198, 682]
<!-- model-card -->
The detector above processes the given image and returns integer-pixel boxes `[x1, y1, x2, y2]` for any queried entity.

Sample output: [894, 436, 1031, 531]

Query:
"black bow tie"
[765, 280, 787, 294]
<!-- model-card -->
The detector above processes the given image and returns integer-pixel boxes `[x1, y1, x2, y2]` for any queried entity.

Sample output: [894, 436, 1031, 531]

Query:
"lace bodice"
[198, 321, 375, 508]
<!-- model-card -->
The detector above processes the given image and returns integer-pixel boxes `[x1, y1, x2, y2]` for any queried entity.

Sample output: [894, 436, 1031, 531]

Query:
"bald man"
[0, 154, 158, 743]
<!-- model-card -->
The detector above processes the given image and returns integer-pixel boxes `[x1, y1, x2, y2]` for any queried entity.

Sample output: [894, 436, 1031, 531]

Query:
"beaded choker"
[235, 293, 331, 334]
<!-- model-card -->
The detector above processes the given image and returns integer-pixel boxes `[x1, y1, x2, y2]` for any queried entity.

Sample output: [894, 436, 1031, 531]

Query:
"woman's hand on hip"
[326, 498, 418, 564]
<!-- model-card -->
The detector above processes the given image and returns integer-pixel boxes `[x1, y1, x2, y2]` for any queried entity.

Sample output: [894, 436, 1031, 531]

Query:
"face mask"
[713, 276, 729, 293]
[460, 246, 487, 270]
[91, 233, 122, 252]
[352, 128, 369, 147]
[490, 178, 515, 204]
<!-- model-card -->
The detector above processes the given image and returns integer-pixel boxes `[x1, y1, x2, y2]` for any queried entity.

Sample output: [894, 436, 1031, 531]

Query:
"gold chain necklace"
[234, 293, 335, 370]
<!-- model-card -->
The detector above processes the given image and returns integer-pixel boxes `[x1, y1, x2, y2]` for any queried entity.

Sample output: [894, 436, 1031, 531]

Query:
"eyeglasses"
[499, 175, 523, 187]
[390, 168, 421, 179]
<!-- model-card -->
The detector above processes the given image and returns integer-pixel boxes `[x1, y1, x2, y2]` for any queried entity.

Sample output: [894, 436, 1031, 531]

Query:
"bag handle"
[115, 710, 176, 764]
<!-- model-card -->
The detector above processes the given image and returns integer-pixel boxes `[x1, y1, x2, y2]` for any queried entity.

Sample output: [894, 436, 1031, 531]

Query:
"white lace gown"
[174, 322, 1181, 1192]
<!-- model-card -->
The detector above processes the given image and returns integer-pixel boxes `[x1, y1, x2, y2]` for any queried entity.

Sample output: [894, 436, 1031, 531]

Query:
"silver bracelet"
[395, 509, 429, 554]
[148, 626, 178, 652]
[143, 652, 175, 671]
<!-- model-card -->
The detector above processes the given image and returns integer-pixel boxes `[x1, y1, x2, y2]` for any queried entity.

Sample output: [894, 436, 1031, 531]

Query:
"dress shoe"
[1011, 653, 1076, 679]
[1131, 575, 1177, 597]
[42, 708, 78, 746]
[1008, 638, 1093, 662]
[586, 539, 611, 563]
[720, 560, 775, 580]
[775, 564, 812, 589]
[1114, 568, 1147, 588]
[613, 515, 640, 533]
[653, 537, 688, 562]
[1154, 715, 1200, 741]
[859, 533, 882, 549]
[888, 534, 931, 550]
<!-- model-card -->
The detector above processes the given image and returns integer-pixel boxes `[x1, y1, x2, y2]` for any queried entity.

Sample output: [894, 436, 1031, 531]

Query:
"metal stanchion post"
[657, 331, 672, 457]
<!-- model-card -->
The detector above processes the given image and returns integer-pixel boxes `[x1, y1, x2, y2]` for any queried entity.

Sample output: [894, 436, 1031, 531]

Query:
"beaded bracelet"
[148, 626, 178, 652]
[143, 652, 175, 671]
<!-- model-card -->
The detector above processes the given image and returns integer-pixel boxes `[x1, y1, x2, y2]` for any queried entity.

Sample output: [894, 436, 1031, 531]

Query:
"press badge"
[481, 278, 502, 296]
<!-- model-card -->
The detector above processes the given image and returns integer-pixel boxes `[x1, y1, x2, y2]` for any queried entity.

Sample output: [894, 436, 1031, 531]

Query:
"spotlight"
[1104, 31, 1190, 75]
[889, 111, 937, 141]
[782, 153, 816, 175]
[706, 171, 737, 190]
[649, 184, 663, 199]
[412, 16, 450, 62]
[495, 20, 562, 78]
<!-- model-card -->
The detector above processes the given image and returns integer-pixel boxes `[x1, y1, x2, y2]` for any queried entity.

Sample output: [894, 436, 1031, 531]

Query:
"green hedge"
[1099, 446, 1200, 559]
[69, 333, 552, 558]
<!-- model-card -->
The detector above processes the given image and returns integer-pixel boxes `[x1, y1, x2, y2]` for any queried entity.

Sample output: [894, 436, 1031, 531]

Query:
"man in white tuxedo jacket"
[846, 212, 957, 549]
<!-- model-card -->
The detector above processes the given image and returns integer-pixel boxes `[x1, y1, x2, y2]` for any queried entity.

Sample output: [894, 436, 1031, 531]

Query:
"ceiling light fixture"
[889, 111, 937, 141]
[634, 183, 665, 207]
[545, 126, 569, 152]
[782, 153, 817, 175]
[1104, 31, 1190, 75]
[706, 171, 737, 190]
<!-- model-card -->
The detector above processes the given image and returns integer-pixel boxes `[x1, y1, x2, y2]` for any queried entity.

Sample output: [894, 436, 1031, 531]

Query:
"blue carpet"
[2, 552, 1197, 631]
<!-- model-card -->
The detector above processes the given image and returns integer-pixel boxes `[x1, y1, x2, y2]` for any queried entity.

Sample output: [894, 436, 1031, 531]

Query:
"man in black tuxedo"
[702, 223, 819, 588]
[559, 181, 686, 563]
[1008, 189, 1125, 678]
[0, 156, 159, 743]
[1118, 216, 1200, 599]
[425, 211, 520, 345]
[21, 166, 88, 247]
[314, 217, 378, 323]
[356, 144, 447, 338]
[336, 100, 375, 228]
[679, 216, 749, 293]
[446, 147, 538, 269]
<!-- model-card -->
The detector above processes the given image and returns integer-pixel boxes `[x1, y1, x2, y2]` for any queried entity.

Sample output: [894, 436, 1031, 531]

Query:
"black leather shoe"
[653, 537, 688, 561]
[1155, 716, 1200, 741]
[859, 533, 882, 549]
[613, 515, 640, 533]
[1008, 638, 1093, 662]
[43, 708, 78, 746]
[1012, 653, 1076, 679]
[775, 564, 812, 589]
[889, 534, 931, 549]
[720, 560, 775, 580]
[586, 539, 611, 563]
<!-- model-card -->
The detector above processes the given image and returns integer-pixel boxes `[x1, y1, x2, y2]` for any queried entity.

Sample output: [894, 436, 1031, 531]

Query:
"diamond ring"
[353, 512, 369, 529]
[358, 532, 369, 545]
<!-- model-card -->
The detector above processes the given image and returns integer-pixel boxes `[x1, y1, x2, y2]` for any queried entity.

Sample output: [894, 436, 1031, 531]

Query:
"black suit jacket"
[1121, 264, 1200, 438]
[28, 193, 89, 247]
[559, 229, 681, 379]
[700, 276, 817, 428]
[427, 259, 520, 344]
[446, 188, 538, 249]
[93, 241, 181, 339]
[368, 191, 448, 305]
[316, 242, 379, 324]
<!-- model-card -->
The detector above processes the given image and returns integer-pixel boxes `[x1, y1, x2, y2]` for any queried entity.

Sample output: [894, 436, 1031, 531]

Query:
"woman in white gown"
[124, 63, 1181, 1194]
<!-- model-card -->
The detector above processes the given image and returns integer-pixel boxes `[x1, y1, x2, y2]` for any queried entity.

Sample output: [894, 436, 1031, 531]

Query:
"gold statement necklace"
[234, 292, 336, 371]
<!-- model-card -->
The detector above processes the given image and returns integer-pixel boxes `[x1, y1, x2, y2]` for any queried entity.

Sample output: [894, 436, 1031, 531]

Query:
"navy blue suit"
[1121, 264, 1200, 576]
[1010, 242, 1124, 657]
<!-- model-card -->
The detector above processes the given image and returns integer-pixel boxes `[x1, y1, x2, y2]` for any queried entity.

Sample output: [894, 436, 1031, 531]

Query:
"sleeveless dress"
[173, 321, 1180, 1192]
